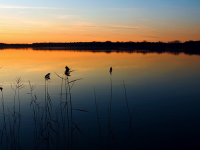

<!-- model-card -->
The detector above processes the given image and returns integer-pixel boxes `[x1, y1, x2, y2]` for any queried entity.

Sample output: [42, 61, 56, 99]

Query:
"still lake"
[0, 49, 200, 150]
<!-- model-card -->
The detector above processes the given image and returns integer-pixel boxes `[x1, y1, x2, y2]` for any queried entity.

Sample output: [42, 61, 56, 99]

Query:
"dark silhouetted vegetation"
[1, 40, 200, 55]
[1, 66, 138, 150]
[0, 40, 199, 49]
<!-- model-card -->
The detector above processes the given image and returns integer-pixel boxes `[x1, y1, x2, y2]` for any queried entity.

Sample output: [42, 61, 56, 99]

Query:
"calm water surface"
[0, 49, 200, 150]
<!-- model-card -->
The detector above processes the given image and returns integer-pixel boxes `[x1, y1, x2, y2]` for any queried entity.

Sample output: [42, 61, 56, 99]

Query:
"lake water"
[0, 49, 200, 150]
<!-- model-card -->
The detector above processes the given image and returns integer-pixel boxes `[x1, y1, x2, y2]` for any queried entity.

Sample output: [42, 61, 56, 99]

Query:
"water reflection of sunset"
[0, 49, 200, 150]
[1, 49, 200, 87]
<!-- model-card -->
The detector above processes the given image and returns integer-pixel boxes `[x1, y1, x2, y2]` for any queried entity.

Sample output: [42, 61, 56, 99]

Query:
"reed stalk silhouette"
[0, 77, 24, 150]
[94, 87, 103, 149]
[29, 81, 43, 149]
[0, 66, 139, 150]
[10, 77, 24, 150]
[108, 67, 113, 149]
[123, 81, 134, 149]
[0, 87, 8, 150]
[55, 66, 82, 150]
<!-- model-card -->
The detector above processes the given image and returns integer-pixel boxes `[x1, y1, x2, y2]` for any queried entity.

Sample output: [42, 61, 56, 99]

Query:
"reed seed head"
[45, 73, 51, 80]
[65, 66, 71, 76]
[109, 67, 112, 75]
[65, 66, 70, 72]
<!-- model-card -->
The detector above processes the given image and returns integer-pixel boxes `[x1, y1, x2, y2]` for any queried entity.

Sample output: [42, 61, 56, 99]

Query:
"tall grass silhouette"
[54, 66, 82, 150]
[0, 66, 138, 150]
[0, 77, 24, 150]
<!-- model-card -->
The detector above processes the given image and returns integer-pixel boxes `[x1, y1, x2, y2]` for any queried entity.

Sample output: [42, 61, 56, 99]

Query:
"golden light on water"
[1, 49, 200, 87]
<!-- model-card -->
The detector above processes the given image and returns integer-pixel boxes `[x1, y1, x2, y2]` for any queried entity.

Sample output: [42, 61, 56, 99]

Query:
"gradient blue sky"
[0, 0, 200, 43]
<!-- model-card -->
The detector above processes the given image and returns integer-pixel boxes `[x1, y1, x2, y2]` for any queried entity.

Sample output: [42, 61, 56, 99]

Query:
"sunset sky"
[0, 0, 200, 43]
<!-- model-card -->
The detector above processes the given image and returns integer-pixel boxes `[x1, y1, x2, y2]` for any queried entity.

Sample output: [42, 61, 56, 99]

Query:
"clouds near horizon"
[0, 0, 200, 43]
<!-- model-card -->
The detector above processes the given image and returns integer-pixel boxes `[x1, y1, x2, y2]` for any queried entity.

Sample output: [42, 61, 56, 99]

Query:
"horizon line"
[1, 40, 200, 44]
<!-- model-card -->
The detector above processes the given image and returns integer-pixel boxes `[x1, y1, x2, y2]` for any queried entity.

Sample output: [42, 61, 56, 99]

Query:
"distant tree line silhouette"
[0, 40, 200, 51]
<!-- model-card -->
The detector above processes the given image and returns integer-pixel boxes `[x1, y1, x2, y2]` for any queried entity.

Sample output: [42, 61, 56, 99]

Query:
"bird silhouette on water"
[109, 67, 112, 75]
[0, 87, 3, 91]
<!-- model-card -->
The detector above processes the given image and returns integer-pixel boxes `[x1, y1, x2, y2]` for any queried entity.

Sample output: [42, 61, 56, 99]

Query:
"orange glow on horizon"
[1, 22, 199, 44]
[1, 49, 200, 85]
